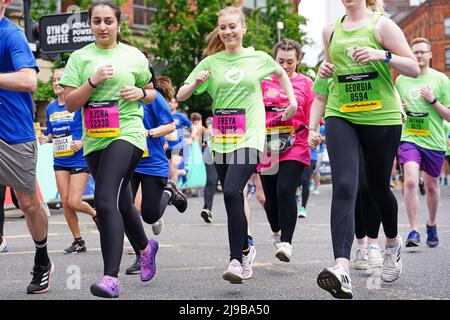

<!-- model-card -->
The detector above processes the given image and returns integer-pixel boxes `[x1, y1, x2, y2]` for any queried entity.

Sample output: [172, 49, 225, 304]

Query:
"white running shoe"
[222, 259, 243, 284]
[317, 264, 353, 299]
[151, 218, 164, 236]
[353, 247, 368, 270]
[275, 242, 292, 262]
[381, 235, 403, 283]
[367, 244, 383, 269]
[272, 233, 281, 249]
[242, 245, 256, 280]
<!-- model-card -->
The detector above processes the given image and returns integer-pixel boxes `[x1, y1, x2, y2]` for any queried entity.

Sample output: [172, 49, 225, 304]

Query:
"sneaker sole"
[27, 262, 55, 294]
[90, 284, 119, 298]
[405, 240, 420, 247]
[317, 269, 353, 299]
[223, 272, 243, 284]
[125, 269, 140, 275]
[353, 262, 368, 270]
[201, 211, 212, 223]
[367, 259, 383, 269]
[275, 250, 291, 263]
[64, 247, 87, 254]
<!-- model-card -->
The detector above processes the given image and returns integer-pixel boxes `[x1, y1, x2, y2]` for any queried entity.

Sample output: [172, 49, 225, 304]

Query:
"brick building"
[384, 0, 450, 76]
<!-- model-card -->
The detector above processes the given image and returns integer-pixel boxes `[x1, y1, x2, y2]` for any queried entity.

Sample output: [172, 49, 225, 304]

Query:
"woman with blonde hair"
[177, 6, 297, 283]
[310, 0, 419, 299]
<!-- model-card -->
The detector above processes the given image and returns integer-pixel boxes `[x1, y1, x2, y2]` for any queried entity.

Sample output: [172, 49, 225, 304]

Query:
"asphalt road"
[1, 184, 449, 301]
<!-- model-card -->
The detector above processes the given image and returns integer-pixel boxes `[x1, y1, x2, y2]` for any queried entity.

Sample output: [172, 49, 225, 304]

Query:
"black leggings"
[355, 148, 381, 240]
[203, 163, 218, 211]
[214, 148, 259, 263]
[299, 159, 317, 208]
[128, 173, 170, 257]
[326, 117, 401, 260]
[260, 161, 305, 244]
[86, 140, 148, 277]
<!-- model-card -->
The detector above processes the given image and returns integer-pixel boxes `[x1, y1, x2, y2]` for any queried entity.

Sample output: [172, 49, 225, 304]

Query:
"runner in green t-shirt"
[313, 0, 420, 299]
[396, 37, 450, 250]
[59, 1, 157, 299]
[177, 6, 298, 284]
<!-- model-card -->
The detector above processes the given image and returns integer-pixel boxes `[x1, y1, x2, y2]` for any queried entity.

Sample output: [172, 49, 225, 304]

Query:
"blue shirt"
[166, 112, 191, 150]
[0, 17, 39, 144]
[135, 92, 174, 177]
[45, 100, 87, 168]
[319, 125, 326, 153]
[311, 148, 318, 161]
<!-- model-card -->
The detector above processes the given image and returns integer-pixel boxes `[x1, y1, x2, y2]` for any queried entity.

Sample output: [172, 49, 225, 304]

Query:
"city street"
[0, 184, 449, 301]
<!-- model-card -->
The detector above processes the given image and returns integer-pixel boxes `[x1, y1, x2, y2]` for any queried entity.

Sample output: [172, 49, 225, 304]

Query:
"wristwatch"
[147, 129, 153, 138]
[384, 51, 392, 64]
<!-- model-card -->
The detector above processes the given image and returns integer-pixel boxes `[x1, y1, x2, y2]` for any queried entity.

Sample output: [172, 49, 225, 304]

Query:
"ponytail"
[366, 0, 387, 15]
[203, 27, 225, 57]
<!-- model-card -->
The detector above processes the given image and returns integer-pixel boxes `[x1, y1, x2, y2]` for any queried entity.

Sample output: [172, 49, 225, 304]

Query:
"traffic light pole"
[23, 0, 32, 42]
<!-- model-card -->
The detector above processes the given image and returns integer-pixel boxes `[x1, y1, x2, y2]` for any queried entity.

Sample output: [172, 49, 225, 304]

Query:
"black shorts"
[166, 147, 183, 160]
[54, 166, 90, 175]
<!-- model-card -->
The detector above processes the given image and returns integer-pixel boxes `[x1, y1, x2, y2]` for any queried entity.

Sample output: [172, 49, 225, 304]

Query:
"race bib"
[337, 72, 382, 113]
[212, 108, 246, 144]
[53, 133, 75, 157]
[405, 112, 429, 136]
[265, 106, 294, 135]
[166, 130, 178, 141]
[84, 100, 120, 138]
[142, 139, 149, 158]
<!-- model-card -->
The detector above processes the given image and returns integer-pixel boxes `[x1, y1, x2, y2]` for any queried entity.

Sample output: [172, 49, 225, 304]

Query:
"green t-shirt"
[184, 48, 279, 153]
[312, 76, 332, 97]
[59, 42, 151, 156]
[326, 12, 402, 126]
[396, 69, 450, 151]
[445, 121, 450, 156]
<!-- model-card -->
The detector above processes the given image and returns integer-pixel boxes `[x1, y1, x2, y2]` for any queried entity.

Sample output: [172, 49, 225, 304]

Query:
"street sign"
[39, 12, 95, 54]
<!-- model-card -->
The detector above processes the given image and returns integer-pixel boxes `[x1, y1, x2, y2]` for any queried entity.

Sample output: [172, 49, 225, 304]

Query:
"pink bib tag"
[84, 100, 120, 138]
[212, 108, 246, 144]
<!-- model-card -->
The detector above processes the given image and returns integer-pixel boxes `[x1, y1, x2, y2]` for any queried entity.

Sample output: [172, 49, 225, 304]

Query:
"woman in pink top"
[257, 39, 315, 262]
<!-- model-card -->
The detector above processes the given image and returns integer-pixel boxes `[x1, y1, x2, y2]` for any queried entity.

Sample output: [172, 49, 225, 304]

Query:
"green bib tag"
[337, 72, 382, 112]
[405, 112, 430, 136]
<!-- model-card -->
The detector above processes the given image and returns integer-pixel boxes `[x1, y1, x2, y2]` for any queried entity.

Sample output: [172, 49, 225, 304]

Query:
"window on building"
[133, 0, 156, 29]
[446, 48, 450, 70]
[445, 17, 450, 37]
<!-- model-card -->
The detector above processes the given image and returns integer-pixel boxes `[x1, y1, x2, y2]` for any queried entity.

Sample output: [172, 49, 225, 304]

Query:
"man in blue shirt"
[0, 0, 53, 295]
[166, 98, 192, 185]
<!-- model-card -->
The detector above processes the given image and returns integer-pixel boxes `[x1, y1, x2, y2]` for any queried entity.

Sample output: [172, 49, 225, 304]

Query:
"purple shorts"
[398, 141, 446, 178]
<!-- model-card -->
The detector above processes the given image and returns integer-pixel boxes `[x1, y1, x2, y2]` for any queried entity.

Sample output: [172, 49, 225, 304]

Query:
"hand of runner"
[195, 71, 210, 87]
[420, 86, 434, 103]
[319, 61, 334, 78]
[119, 86, 145, 102]
[281, 103, 297, 121]
[71, 140, 83, 152]
[90, 63, 115, 86]
[352, 47, 384, 64]
[38, 134, 48, 145]
[308, 129, 320, 149]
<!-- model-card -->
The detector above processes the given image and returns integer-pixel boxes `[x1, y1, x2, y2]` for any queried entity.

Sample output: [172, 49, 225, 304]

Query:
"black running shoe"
[165, 180, 188, 213]
[125, 257, 141, 275]
[27, 262, 54, 294]
[419, 178, 426, 195]
[64, 240, 87, 254]
[201, 209, 213, 223]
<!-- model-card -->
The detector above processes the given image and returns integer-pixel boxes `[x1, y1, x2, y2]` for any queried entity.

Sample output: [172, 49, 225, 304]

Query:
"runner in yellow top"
[310, 0, 419, 299]
[177, 7, 297, 284]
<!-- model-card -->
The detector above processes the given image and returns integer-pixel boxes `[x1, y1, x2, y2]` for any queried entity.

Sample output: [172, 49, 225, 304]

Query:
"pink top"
[257, 73, 315, 172]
